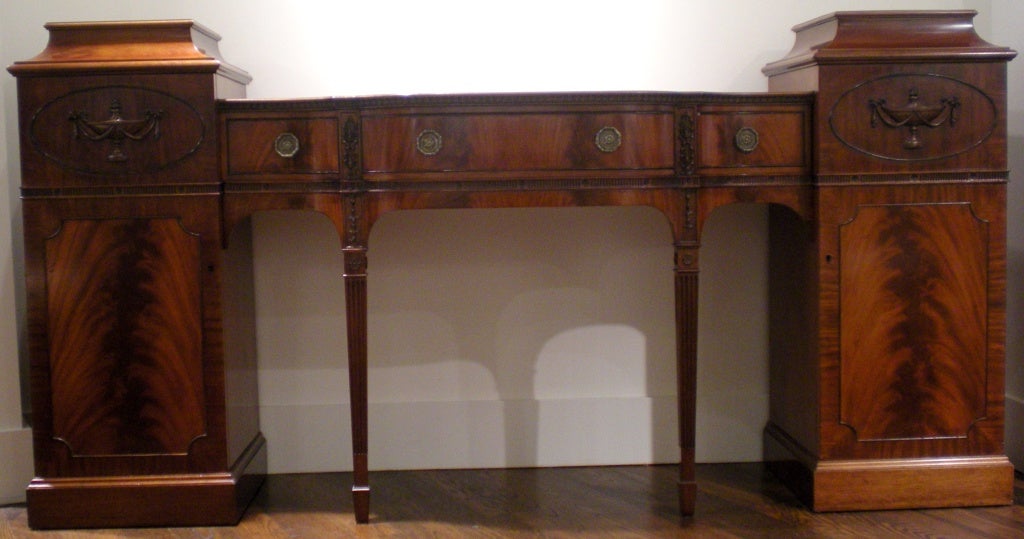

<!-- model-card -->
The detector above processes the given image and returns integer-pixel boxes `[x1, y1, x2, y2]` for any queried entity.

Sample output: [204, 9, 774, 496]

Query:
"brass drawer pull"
[274, 132, 300, 158]
[734, 127, 759, 153]
[595, 126, 622, 153]
[416, 129, 443, 156]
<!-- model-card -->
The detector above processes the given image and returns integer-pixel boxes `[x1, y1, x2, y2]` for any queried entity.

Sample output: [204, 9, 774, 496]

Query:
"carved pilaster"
[683, 190, 697, 233]
[344, 194, 367, 250]
[677, 108, 697, 178]
[342, 115, 361, 180]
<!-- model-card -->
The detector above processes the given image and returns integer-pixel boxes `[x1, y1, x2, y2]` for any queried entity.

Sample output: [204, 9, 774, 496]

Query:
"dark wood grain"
[225, 115, 340, 177]
[696, 104, 809, 175]
[762, 9, 1014, 514]
[839, 203, 987, 442]
[10, 20, 261, 529]
[7, 9, 1016, 529]
[5, 464, 1024, 538]
[361, 112, 675, 176]
[46, 217, 205, 456]
[809, 183, 1008, 462]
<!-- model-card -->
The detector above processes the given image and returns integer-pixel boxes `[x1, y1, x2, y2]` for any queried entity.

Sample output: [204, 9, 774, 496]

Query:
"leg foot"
[679, 479, 696, 516]
[353, 486, 370, 523]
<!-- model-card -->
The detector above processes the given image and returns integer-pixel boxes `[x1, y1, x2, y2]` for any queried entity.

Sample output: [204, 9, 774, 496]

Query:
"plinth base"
[27, 434, 266, 529]
[765, 425, 1013, 512]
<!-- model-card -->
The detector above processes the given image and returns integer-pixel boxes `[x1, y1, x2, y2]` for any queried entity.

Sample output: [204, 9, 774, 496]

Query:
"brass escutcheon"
[416, 129, 443, 156]
[274, 132, 300, 158]
[734, 127, 759, 153]
[595, 126, 622, 153]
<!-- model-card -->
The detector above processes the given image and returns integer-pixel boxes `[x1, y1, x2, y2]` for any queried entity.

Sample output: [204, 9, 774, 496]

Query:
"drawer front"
[697, 110, 807, 173]
[19, 74, 217, 188]
[361, 113, 674, 177]
[817, 67, 1006, 174]
[225, 116, 340, 177]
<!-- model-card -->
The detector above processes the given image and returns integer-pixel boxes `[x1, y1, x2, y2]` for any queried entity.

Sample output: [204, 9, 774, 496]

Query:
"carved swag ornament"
[69, 99, 163, 162]
[869, 88, 960, 150]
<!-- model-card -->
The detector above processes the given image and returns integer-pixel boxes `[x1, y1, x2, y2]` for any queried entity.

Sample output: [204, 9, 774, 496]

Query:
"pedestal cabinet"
[7, 10, 1016, 529]
[763, 10, 1015, 509]
[9, 22, 265, 528]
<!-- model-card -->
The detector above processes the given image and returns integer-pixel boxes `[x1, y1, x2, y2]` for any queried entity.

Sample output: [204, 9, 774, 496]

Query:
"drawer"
[361, 112, 675, 178]
[224, 116, 340, 177]
[697, 109, 808, 174]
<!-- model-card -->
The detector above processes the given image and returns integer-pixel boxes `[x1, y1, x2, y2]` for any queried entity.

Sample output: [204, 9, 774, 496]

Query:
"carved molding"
[217, 92, 813, 113]
[365, 177, 680, 193]
[684, 191, 696, 230]
[21, 184, 220, 199]
[343, 116, 361, 179]
[345, 194, 362, 246]
[815, 171, 1008, 186]
[677, 111, 696, 176]
[222, 181, 343, 194]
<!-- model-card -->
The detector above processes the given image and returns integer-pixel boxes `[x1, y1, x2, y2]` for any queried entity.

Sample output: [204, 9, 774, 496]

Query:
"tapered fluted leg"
[344, 245, 370, 523]
[675, 247, 699, 516]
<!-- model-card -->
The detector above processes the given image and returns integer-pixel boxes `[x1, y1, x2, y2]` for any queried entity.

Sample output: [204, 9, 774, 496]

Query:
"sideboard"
[7, 10, 1017, 529]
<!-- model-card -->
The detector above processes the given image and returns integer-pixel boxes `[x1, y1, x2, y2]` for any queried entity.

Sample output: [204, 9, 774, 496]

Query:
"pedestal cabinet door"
[45, 217, 206, 456]
[838, 202, 988, 445]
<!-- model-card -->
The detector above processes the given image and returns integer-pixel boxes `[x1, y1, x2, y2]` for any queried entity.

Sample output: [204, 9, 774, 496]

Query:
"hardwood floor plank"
[2, 464, 1023, 538]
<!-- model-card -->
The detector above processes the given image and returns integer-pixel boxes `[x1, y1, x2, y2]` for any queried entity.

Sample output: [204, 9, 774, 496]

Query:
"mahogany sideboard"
[7, 10, 1017, 529]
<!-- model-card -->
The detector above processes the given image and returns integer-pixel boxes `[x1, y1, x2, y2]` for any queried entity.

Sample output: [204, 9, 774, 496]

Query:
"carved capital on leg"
[675, 245, 700, 275]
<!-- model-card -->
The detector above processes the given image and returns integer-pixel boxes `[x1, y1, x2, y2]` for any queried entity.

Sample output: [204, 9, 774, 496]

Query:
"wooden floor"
[3, 463, 1024, 538]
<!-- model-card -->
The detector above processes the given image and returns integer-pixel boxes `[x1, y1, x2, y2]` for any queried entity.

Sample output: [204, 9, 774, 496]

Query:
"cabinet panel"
[829, 74, 996, 163]
[30, 86, 204, 176]
[16, 74, 218, 189]
[838, 203, 987, 442]
[45, 218, 206, 456]
[813, 64, 1009, 176]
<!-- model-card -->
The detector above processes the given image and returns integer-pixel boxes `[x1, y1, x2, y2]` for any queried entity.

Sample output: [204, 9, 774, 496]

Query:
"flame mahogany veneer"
[7, 10, 1017, 529]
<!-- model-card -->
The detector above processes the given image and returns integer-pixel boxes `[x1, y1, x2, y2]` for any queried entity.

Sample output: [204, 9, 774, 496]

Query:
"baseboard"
[1006, 393, 1024, 471]
[259, 396, 699, 473]
[0, 427, 32, 505]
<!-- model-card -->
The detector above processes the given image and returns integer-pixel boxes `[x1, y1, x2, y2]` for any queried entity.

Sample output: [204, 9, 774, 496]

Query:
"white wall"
[0, 23, 33, 506]
[2, 0, 1012, 503]
[989, 0, 1024, 471]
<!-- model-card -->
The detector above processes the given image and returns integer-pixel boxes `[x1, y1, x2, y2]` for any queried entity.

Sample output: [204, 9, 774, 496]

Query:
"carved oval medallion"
[829, 74, 996, 162]
[30, 85, 205, 175]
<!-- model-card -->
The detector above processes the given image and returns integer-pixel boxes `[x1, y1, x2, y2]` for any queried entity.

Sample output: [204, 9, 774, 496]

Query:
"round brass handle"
[734, 127, 759, 153]
[595, 126, 622, 153]
[274, 132, 300, 158]
[416, 129, 443, 156]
